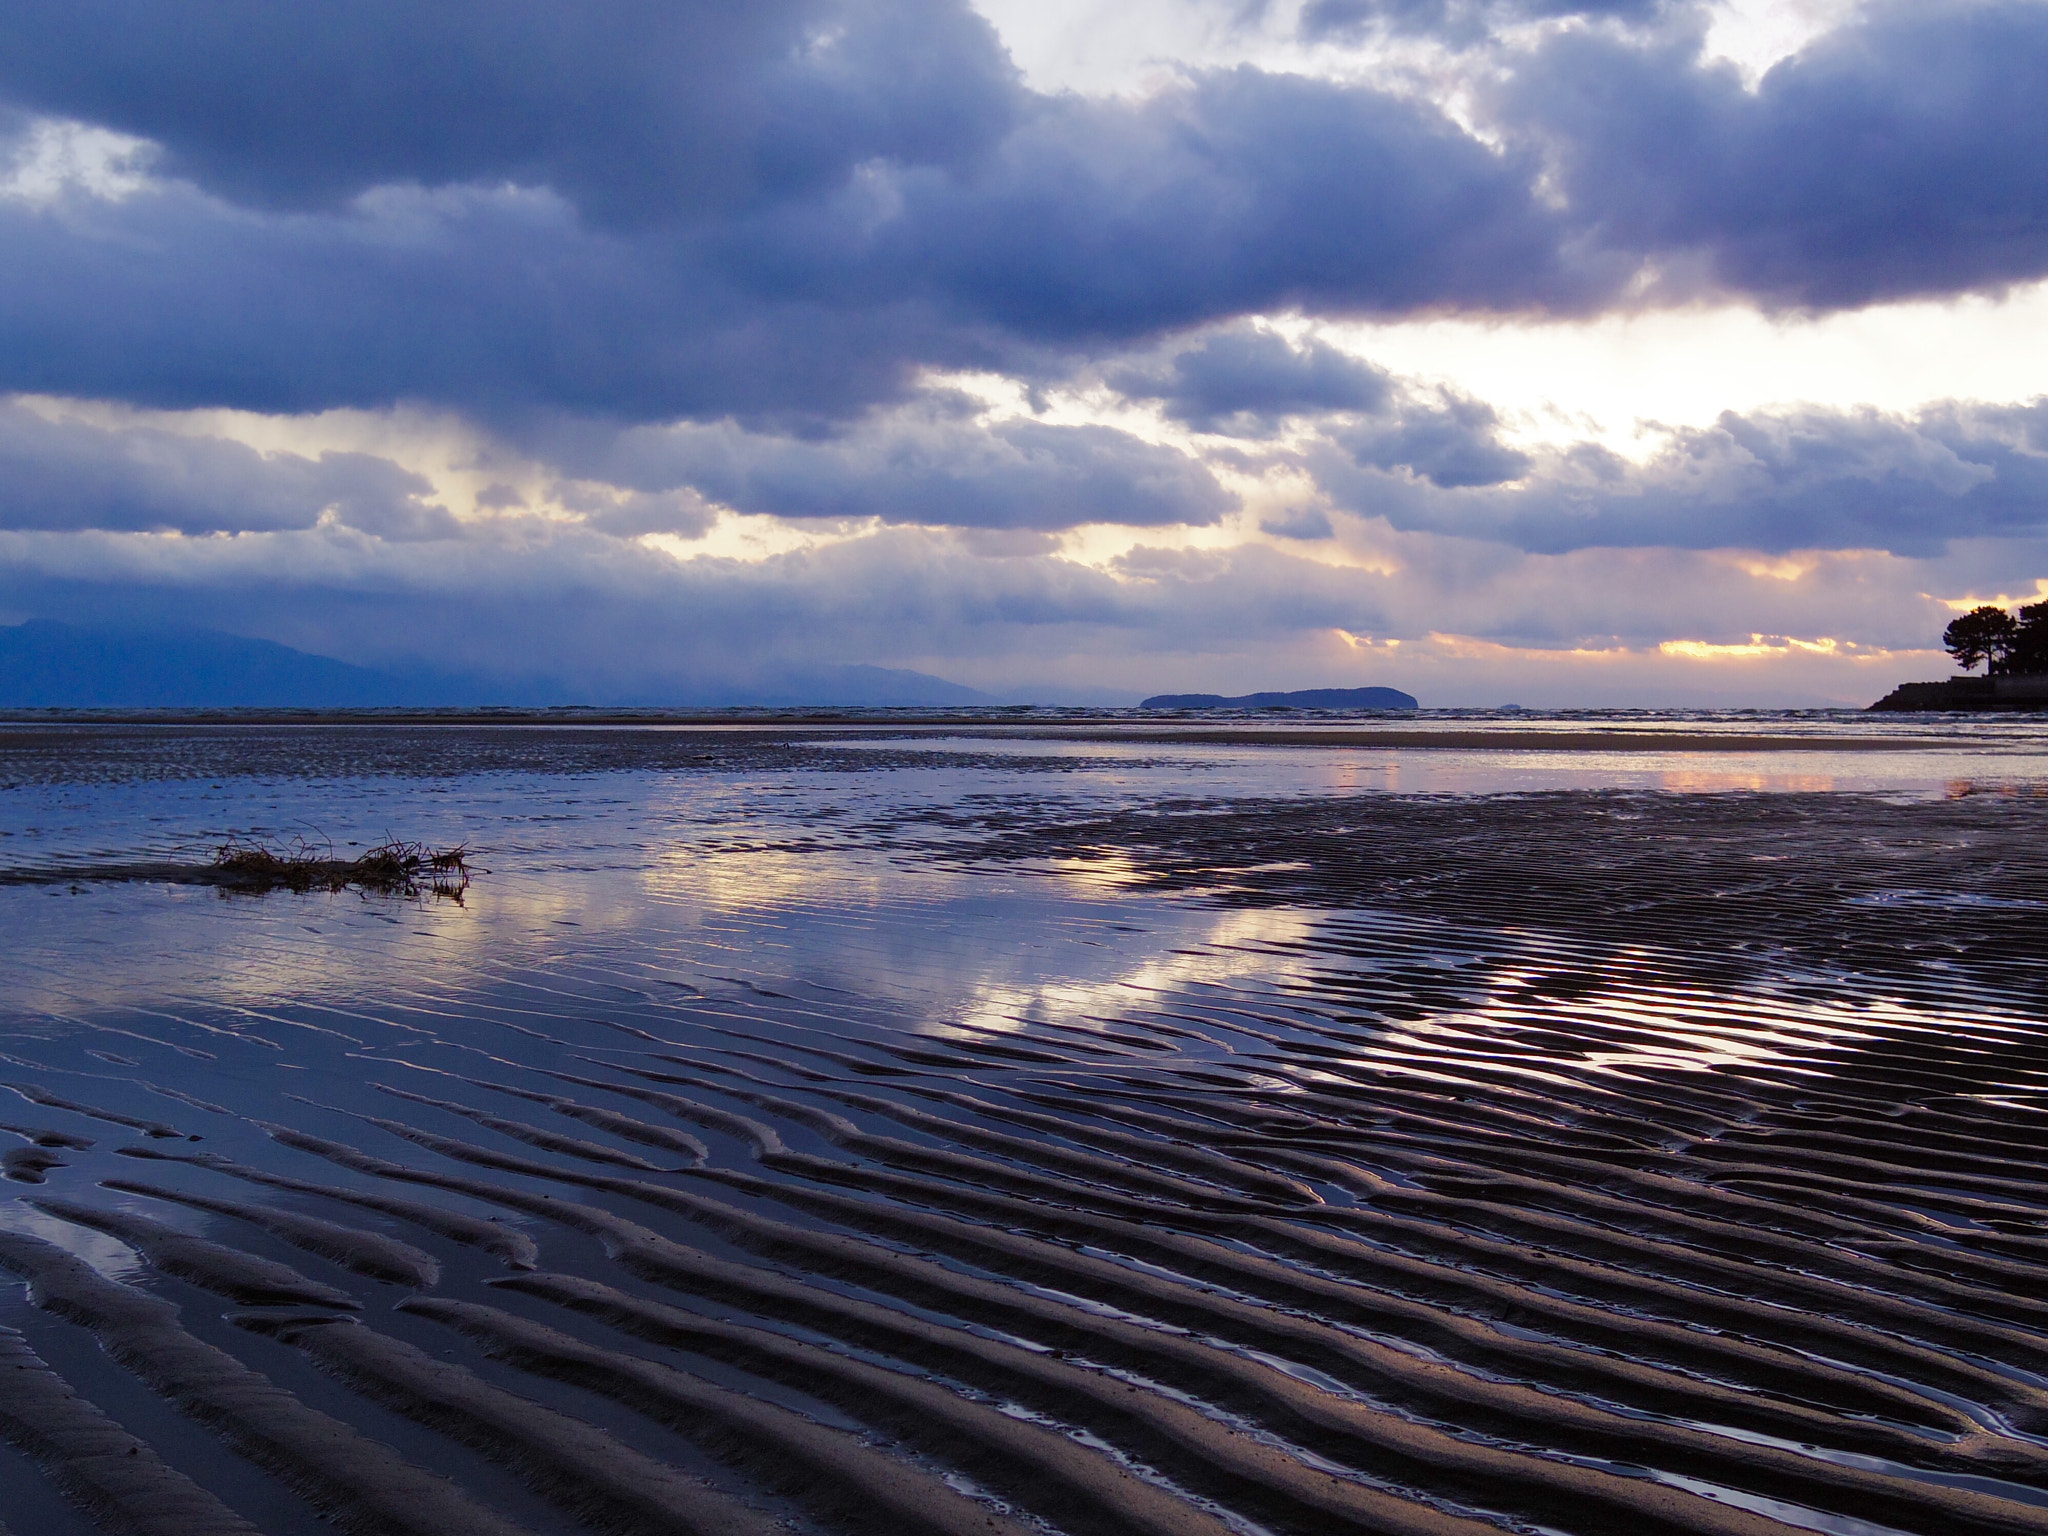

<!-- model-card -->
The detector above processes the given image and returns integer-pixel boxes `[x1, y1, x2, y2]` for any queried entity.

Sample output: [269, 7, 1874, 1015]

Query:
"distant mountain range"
[0, 620, 994, 708]
[1141, 686, 1419, 710]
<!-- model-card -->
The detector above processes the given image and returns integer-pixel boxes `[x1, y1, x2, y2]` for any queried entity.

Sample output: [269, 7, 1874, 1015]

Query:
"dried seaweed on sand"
[209, 836, 469, 897]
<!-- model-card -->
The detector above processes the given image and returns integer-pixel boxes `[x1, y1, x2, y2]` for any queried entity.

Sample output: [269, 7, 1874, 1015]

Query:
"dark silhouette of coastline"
[1870, 598, 2048, 709]
[1870, 677, 2048, 711]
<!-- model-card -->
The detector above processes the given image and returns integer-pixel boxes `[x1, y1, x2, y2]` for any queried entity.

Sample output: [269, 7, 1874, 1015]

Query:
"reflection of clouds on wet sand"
[811, 725, 2048, 799]
[0, 1199, 146, 1283]
[4, 726, 2048, 1536]
[938, 906, 1318, 1041]
[1345, 943, 2046, 1087]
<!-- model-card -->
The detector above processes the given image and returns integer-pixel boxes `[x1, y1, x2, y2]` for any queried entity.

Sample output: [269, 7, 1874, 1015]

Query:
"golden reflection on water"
[1043, 851, 1146, 894]
[642, 843, 897, 913]
[1657, 770, 1839, 793]
[1315, 758, 1403, 794]
[1946, 778, 2048, 798]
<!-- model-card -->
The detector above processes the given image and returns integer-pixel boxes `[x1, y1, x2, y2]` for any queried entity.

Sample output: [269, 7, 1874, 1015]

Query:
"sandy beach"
[2, 716, 2046, 1536]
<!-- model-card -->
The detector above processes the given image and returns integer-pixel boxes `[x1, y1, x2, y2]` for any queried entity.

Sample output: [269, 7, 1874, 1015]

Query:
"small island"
[1142, 686, 1419, 710]
[1870, 600, 2048, 710]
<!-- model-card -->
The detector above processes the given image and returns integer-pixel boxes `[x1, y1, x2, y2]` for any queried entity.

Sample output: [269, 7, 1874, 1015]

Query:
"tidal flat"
[2, 713, 2047, 1536]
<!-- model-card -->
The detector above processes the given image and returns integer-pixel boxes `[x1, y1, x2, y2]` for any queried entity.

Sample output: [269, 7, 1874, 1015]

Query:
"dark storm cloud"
[1502, 0, 2048, 308]
[0, 2, 1584, 425]
[0, 0, 1024, 225]
[1108, 326, 1392, 435]
[2, 0, 2041, 435]
[0, 74, 1572, 423]
[815, 67, 1583, 336]
[0, 403, 452, 537]
[592, 414, 1235, 530]
[1311, 399, 2048, 556]
[0, 178, 970, 425]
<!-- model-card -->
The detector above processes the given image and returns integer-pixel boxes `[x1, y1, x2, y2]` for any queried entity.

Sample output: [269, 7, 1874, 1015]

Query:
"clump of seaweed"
[211, 835, 469, 899]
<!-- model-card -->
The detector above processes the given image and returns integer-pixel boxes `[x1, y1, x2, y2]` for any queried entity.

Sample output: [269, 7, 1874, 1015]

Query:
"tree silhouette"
[1944, 606, 2018, 671]
[2016, 602, 2048, 675]
[1944, 602, 2048, 675]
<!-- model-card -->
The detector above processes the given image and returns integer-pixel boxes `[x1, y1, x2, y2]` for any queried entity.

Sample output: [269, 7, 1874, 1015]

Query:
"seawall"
[1869, 676, 2048, 710]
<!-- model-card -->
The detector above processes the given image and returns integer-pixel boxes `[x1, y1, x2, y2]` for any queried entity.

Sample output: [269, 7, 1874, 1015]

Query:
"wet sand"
[2, 722, 2047, 1536]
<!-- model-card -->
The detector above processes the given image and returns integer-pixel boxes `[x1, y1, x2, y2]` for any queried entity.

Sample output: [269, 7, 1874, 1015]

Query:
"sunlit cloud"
[1656, 634, 1889, 661]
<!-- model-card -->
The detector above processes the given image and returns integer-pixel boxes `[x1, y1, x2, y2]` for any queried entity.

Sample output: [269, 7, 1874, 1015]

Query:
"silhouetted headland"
[1875, 598, 2048, 708]
[1870, 676, 2048, 710]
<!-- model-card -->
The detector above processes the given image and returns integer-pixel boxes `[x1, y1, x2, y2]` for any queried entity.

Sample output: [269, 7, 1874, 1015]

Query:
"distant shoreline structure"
[1870, 599, 2048, 709]
[1869, 676, 2048, 711]
[1142, 686, 1419, 710]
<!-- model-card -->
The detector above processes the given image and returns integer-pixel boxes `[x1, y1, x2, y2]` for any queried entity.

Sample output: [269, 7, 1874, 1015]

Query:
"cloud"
[0, 0, 1024, 225]
[1101, 325, 1530, 487]
[0, 484, 2017, 705]
[587, 409, 1236, 529]
[0, 492, 1983, 660]
[0, 90, 1564, 427]
[14, 376, 2040, 565]
[0, 175, 960, 426]
[1311, 398, 2048, 555]
[568, 487, 718, 540]
[8, 375, 2040, 577]
[1108, 325, 1392, 436]
[0, 0, 2041, 448]
[1502, 0, 2048, 308]
[2, 0, 2040, 443]
[816, 66, 1584, 338]
[0, 402, 453, 536]
[0, 6, 1587, 428]
[1099, 324, 1532, 487]
[1260, 508, 1335, 540]
[1333, 387, 1532, 488]
[473, 483, 527, 511]
[1300, 0, 1665, 48]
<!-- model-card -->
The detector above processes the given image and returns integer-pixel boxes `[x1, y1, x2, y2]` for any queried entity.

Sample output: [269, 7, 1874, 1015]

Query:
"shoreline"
[0, 712, 1964, 752]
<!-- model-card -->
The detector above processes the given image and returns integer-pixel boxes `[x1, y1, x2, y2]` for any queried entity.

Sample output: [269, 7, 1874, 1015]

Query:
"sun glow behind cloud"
[1328, 287, 2048, 459]
[1656, 634, 1881, 661]
[0, 117, 155, 203]
[971, 0, 1863, 98]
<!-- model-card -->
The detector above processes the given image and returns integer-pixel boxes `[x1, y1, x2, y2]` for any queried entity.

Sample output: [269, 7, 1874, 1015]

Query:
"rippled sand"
[2, 720, 2046, 1536]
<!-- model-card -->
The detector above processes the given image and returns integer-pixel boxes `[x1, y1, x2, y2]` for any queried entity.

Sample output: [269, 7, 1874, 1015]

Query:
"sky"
[1, 0, 2045, 706]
